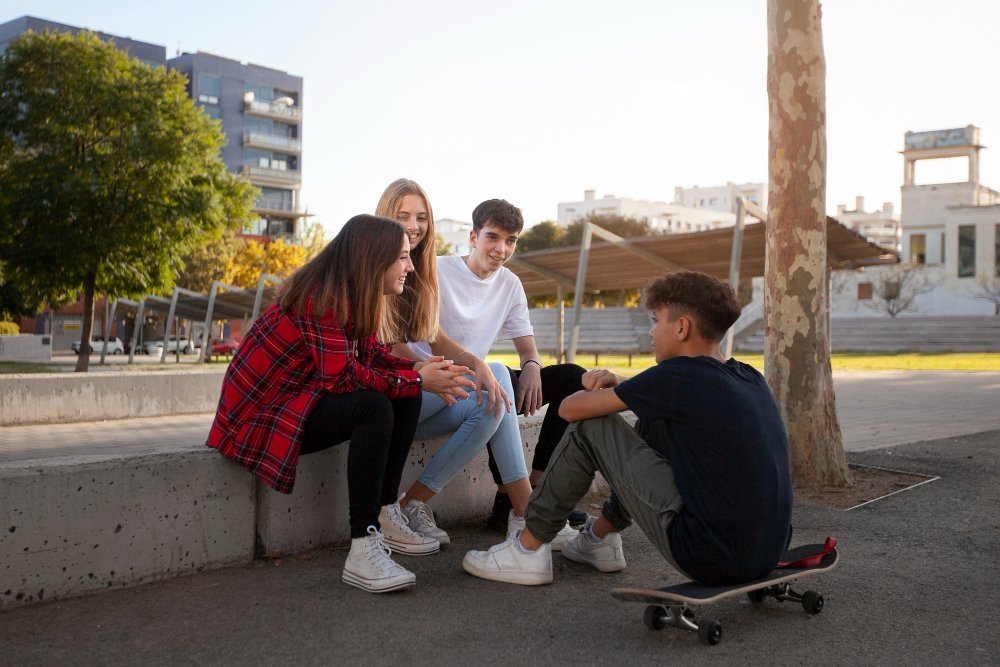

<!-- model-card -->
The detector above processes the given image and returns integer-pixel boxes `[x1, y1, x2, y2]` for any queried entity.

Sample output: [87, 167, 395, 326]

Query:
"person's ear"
[468, 230, 477, 248]
[676, 316, 691, 341]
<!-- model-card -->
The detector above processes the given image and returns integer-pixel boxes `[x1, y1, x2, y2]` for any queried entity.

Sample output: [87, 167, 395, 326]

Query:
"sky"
[6, 1, 1000, 236]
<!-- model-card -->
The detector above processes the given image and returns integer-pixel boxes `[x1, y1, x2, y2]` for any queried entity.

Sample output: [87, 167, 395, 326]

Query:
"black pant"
[301, 390, 422, 538]
[486, 363, 586, 486]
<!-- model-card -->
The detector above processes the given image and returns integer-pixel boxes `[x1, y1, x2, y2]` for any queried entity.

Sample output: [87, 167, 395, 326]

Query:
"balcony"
[244, 131, 301, 154]
[242, 164, 302, 188]
[253, 196, 307, 218]
[244, 95, 301, 122]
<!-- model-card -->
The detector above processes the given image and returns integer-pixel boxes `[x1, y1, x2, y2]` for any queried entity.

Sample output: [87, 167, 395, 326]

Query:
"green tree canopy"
[0, 30, 256, 370]
[516, 214, 656, 254]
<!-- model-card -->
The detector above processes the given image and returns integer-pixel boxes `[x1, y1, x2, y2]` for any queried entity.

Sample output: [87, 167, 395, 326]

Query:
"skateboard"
[611, 539, 839, 646]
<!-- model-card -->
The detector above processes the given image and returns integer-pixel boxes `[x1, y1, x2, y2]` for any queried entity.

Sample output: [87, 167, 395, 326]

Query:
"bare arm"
[511, 335, 543, 415]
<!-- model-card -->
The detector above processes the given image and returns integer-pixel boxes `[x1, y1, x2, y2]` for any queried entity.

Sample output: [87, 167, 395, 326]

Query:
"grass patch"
[486, 351, 1000, 377]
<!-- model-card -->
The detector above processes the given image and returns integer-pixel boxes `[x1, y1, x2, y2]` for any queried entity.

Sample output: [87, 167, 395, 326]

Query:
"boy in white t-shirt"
[412, 199, 588, 536]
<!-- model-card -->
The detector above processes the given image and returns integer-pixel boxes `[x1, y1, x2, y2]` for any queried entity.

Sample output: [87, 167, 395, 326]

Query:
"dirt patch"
[795, 464, 936, 511]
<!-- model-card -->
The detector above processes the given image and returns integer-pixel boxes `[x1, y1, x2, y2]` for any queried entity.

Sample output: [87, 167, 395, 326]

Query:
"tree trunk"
[75, 273, 96, 373]
[765, 0, 852, 488]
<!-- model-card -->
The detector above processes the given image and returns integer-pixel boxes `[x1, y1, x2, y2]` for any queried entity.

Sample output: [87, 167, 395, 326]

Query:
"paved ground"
[4, 371, 999, 461]
[1, 429, 997, 665]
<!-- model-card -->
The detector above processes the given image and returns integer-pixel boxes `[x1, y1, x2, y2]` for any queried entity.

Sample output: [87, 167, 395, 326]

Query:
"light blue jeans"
[414, 361, 528, 493]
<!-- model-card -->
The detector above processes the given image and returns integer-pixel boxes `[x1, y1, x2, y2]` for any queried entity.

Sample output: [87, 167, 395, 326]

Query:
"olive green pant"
[525, 413, 689, 576]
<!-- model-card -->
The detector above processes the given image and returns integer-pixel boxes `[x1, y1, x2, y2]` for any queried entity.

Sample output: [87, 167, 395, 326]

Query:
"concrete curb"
[0, 370, 224, 426]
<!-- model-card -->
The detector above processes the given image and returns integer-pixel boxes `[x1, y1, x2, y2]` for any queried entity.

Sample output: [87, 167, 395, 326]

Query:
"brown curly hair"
[643, 271, 741, 342]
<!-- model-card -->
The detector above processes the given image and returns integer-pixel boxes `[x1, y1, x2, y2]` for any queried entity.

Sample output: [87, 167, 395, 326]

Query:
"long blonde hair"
[278, 214, 405, 342]
[375, 179, 440, 342]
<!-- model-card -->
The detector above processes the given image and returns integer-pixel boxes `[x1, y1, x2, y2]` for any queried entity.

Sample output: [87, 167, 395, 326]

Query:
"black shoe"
[486, 492, 513, 533]
[567, 509, 589, 528]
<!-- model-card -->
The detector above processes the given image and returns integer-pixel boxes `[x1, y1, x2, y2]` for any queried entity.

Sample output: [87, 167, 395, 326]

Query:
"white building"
[673, 182, 767, 214]
[557, 190, 735, 235]
[835, 196, 900, 252]
[829, 125, 1000, 317]
[436, 217, 473, 255]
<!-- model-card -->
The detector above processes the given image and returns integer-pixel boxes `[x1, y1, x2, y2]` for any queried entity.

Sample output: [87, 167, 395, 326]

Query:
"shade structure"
[506, 217, 898, 297]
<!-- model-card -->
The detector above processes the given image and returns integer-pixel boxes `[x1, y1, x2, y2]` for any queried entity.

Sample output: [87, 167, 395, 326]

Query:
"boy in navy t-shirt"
[463, 270, 793, 586]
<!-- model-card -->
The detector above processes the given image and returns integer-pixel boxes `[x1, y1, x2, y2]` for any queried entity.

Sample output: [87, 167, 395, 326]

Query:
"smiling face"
[393, 194, 430, 251]
[382, 236, 414, 295]
[466, 222, 518, 278]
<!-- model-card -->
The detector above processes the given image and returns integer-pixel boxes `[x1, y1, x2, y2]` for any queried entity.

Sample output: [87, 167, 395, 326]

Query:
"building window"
[958, 225, 976, 278]
[909, 234, 926, 265]
[198, 73, 220, 105]
[857, 283, 873, 300]
[940, 232, 946, 264]
[995, 224, 1000, 276]
[246, 82, 274, 101]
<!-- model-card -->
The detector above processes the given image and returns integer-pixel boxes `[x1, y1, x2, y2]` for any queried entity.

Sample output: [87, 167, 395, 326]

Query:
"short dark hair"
[472, 199, 524, 235]
[644, 271, 742, 342]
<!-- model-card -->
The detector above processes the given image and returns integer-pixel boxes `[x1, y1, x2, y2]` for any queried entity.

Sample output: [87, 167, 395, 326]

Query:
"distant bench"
[491, 307, 653, 366]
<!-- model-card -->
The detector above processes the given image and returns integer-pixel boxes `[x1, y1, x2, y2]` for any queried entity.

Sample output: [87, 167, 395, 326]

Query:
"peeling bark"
[766, 0, 852, 488]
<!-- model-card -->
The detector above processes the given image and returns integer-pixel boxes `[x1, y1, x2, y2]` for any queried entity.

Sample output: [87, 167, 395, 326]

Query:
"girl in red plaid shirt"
[207, 214, 474, 593]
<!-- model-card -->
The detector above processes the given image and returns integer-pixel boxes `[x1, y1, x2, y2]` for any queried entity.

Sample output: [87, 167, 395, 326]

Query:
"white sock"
[514, 530, 539, 553]
[585, 524, 604, 543]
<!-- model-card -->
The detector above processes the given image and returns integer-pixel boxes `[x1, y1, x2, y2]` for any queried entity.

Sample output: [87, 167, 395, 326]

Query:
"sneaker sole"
[342, 570, 416, 593]
[383, 538, 440, 556]
[461, 555, 552, 585]
[561, 546, 627, 572]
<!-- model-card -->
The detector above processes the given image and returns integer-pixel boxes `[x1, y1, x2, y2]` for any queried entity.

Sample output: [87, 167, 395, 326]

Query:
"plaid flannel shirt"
[206, 302, 420, 493]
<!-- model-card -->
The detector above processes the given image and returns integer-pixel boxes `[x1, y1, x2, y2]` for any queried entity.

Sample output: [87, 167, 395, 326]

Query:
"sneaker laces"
[409, 502, 436, 531]
[364, 526, 398, 573]
[385, 501, 420, 537]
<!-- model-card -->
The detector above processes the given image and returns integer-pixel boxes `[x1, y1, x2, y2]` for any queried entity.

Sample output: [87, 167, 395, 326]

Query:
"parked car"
[210, 338, 239, 356]
[71, 335, 124, 355]
[142, 336, 195, 355]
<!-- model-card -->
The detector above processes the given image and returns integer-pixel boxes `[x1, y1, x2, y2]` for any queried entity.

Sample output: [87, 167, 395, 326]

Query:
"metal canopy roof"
[506, 216, 898, 297]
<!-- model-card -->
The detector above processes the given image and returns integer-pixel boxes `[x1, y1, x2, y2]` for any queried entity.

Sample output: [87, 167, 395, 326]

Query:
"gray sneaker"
[379, 496, 440, 556]
[402, 499, 450, 546]
[562, 527, 627, 572]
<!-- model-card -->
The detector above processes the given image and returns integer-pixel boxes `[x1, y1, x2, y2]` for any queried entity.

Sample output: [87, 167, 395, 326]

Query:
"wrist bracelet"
[521, 359, 541, 370]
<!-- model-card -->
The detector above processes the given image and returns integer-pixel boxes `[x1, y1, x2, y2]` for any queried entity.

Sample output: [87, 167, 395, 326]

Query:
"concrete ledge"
[1, 449, 254, 609]
[1, 413, 614, 609]
[0, 370, 224, 426]
[257, 419, 546, 556]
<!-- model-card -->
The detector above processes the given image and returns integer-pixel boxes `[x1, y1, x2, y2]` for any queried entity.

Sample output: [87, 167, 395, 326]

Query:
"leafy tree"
[0, 31, 256, 371]
[435, 232, 454, 256]
[175, 231, 242, 291]
[563, 213, 655, 246]
[517, 220, 566, 253]
[224, 238, 309, 288]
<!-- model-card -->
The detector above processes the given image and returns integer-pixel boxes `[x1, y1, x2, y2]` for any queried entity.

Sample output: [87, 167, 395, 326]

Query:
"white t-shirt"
[408, 254, 534, 360]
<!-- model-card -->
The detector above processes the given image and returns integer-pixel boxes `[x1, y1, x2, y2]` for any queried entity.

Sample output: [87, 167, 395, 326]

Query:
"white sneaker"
[506, 510, 579, 552]
[402, 499, 450, 546]
[379, 495, 440, 556]
[562, 524, 627, 572]
[462, 531, 553, 585]
[342, 526, 416, 593]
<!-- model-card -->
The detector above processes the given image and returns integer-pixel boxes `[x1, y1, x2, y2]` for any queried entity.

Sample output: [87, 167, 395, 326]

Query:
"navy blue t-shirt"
[614, 356, 792, 585]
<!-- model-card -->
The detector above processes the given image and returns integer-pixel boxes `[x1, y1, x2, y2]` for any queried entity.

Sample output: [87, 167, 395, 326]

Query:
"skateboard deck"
[611, 540, 839, 646]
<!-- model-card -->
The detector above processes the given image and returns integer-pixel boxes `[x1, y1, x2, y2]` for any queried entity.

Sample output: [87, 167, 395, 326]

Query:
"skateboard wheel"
[801, 590, 824, 614]
[643, 604, 667, 631]
[698, 619, 722, 646]
[747, 589, 767, 603]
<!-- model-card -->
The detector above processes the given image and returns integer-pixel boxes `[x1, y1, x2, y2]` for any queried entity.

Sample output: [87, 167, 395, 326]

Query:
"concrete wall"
[0, 370, 224, 426]
[0, 335, 52, 362]
[1, 449, 254, 608]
